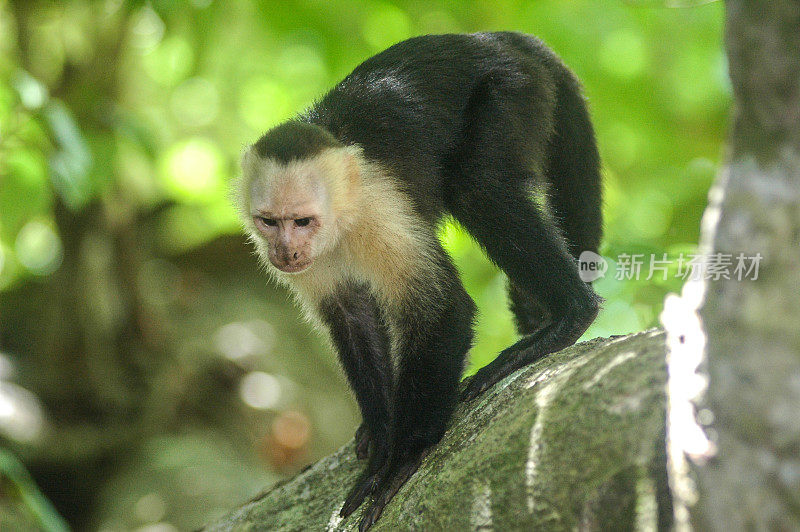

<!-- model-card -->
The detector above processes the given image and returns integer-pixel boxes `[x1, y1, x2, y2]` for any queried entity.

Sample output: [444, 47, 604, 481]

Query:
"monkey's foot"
[354, 423, 370, 460]
[343, 437, 391, 517]
[357, 451, 428, 532]
[459, 371, 496, 402]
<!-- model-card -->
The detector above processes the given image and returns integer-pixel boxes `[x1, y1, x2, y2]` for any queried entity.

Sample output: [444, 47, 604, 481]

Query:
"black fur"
[319, 283, 394, 473]
[256, 32, 602, 529]
[389, 250, 476, 459]
[254, 120, 341, 163]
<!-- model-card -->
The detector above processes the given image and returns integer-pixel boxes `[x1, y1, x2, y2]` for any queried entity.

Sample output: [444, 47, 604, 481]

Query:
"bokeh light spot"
[159, 138, 224, 202]
[142, 36, 194, 86]
[606, 122, 643, 169]
[134, 492, 167, 524]
[418, 10, 460, 34]
[14, 71, 48, 109]
[272, 410, 311, 450]
[629, 190, 673, 240]
[0, 381, 44, 442]
[599, 30, 648, 79]
[277, 45, 327, 86]
[131, 6, 165, 50]
[171, 77, 219, 128]
[215, 322, 272, 361]
[671, 48, 725, 115]
[15, 221, 63, 275]
[238, 77, 293, 130]
[240, 371, 282, 410]
[362, 3, 412, 51]
[0, 352, 14, 380]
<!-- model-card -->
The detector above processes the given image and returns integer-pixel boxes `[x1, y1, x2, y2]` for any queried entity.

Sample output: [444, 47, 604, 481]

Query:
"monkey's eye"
[294, 217, 312, 227]
[258, 217, 278, 227]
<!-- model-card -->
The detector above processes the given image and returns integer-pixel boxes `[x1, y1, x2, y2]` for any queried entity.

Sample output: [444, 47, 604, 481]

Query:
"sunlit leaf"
[0, 448, 69, 532]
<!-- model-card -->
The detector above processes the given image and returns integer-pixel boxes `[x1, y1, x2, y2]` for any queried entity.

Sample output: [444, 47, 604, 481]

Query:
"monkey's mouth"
[275, 261, 312, 273]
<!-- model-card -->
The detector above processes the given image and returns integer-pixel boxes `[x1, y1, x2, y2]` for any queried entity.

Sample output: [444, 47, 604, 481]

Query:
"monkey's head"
[237, 123, 361, 274]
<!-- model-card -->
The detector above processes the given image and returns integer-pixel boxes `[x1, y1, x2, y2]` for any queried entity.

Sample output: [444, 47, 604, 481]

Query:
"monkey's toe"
[341, 467, 383, 518]
[460, 373, 494, 402]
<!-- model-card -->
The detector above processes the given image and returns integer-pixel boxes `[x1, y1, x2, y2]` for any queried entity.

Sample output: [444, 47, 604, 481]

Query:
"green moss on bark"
[205, 329, 668, 531]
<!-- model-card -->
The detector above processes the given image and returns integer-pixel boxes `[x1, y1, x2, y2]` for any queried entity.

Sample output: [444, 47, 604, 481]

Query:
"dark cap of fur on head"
[254, 121, 342, 163]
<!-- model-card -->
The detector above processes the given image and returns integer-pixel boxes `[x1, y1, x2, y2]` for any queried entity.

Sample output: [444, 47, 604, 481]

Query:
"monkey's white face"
[251, 212, 321, 274]
[241, 150, 353, 275]
[249, 178, 327, 274]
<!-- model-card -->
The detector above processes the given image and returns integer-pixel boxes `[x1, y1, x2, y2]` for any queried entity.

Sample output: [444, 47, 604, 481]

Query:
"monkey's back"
[304, 32, 585, 221]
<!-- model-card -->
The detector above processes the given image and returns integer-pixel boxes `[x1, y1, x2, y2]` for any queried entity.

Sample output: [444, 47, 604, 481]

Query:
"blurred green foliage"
[0, 447, 69, 532]
[0, 0, 728, 373]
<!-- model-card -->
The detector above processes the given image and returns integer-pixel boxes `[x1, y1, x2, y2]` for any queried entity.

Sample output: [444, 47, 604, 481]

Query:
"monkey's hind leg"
[506, 74, 603, 340]
[508, 281, 552, 336]
[449, 73, 601, 402]
[456, 181, 601, 401]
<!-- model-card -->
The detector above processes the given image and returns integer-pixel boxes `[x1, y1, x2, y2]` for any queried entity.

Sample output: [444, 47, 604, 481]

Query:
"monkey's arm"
[318, 284, 394, 488]
[346, 255, 476, 530]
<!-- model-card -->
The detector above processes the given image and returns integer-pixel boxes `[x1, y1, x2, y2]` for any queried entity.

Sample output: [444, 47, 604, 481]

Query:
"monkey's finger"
[358, 501, 382, 532]
[358, 451, 428, 530]
[356, 469, 410, 531]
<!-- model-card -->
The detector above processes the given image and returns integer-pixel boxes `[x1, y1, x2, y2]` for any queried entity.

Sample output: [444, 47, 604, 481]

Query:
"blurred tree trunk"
[688, 1, 800, 529]
[4, 5, 269, 528]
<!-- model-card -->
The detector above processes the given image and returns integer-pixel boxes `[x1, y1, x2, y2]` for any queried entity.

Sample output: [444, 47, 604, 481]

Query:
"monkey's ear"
[240, 145, 259, 174]
[341, 145, 363, 188]
[231, 146, 257, 220]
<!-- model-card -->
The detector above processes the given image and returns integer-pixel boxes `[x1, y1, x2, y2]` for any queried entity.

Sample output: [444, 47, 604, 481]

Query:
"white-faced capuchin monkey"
[236, 32, 602, 530]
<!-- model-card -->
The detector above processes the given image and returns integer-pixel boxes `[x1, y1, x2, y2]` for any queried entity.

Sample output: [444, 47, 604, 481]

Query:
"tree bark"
[681, 1, 800, 529]
[205, 330, 671, 531]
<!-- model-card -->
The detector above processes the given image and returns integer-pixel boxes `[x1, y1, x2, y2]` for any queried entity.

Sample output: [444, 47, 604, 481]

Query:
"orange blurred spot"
[258, 410, 311, 471]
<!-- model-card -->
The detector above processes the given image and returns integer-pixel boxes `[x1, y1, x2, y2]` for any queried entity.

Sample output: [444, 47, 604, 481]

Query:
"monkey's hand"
[341, 466, 384, 520]
[354, 423, 371, 460]
[341, 438, 390, 519]
[354, 449, 429, 532]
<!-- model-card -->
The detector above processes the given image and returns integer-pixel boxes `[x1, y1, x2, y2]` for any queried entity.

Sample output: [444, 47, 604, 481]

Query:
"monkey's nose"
[270, 247, 309, 273]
